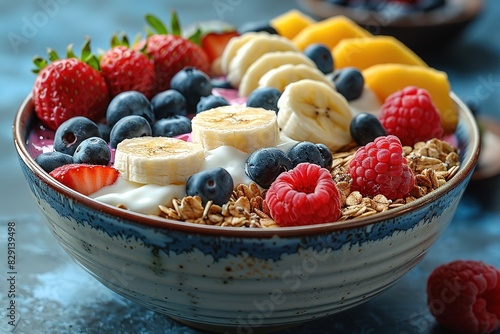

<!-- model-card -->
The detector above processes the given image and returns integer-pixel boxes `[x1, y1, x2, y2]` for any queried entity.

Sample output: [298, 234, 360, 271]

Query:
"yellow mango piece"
[271, 9, 316, 40]
[363, 64, 458, 133]
[333, 36, 427, 71]
[293, 15, 372, 51]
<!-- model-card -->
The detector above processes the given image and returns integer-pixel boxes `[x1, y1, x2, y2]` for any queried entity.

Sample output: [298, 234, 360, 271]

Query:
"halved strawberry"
[201, 31, 239, 63]
[49, 164, 119, 196]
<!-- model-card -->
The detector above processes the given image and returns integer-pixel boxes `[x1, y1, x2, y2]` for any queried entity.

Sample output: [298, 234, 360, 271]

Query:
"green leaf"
[47, 48, 59, 62]
[85, 54, 101, 71]
[145, 14, 168, 35]
[187, 27, 202, 46]
[32, 56, 48, 74]
[66, 44, 78, 59]
[170, 11, 181, 36]
[81, 37, 92, 60]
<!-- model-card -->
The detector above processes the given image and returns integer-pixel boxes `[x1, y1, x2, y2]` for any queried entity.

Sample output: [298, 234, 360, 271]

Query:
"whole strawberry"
[379, 86, 444, 146]
[100, 35, 156, 99]
[32, 40, 109, 131]
[138, 12, 210, 94]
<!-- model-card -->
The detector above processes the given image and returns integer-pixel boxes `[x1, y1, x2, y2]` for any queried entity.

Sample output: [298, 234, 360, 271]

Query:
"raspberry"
[379, 86, 444, 146]
[348, 135, 415, 200]
[265, 163, 341, 227]
[427, 260, 500, 334]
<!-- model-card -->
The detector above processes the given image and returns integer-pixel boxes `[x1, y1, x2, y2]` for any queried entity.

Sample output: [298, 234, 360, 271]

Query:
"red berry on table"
[32, 41, 110, 131]
[49, 164, 119, 196]
[138, 13, 210, 95]
[201, 30, 240, 64]
[379, 86, 444, 147]
[100, 38, 156, 99]
[426, 260, 500, 334]
[348, 135, 415, 200]
[265, 163, 342, 227]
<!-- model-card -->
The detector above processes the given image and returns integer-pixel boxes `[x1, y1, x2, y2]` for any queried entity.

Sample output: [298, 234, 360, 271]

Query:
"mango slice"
[292, 15, 372, 51]
[333, 36, 427, 71]
[271, 9, 316, 40]
[363, 64, 458, 133]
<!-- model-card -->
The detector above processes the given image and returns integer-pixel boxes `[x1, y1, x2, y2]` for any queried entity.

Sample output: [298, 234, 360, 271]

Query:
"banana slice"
[258, 63, 334, 93]
[227, 34, 299, 88]
[239, 51, 316, 97]
[277, 79, 353, 152]
[220, 32, 262, 75]
[114, 137, 206, 186]
[191, 106, 279, 153]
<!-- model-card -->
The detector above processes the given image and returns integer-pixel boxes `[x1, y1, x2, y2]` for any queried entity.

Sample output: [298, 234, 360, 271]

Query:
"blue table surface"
[1, 1, 499, 333]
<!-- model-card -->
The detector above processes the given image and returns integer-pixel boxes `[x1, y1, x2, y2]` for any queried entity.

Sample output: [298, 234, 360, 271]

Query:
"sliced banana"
[277, 79, 353, 152]
[258, 63, 334, 93]
[239, 51, 316, 97]
[114, 137, 205, 186]
[191, 106, 279, 153]
[220, 32, 262, 75]
[227, 34, 299, 88]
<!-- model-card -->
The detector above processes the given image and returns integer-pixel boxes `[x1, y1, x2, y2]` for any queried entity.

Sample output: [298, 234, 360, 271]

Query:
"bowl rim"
[13, 92, 480, 238]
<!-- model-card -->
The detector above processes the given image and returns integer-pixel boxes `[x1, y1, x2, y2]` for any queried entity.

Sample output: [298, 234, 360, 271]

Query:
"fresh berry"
[110, 115, 152, 148]
[304, 43, 334, 74]
[170, 67, 213, 114]
[245, 147, 292, 188]
[348, 135, 415, 200]
[35, 151, 74, 173]
[287, 141, 324, 168]
[246, 87, 282, 113]
[316, 143, 333, 170]
[73, 137, 111, 165]
[349, 112, 387, 146]
[265, 163, 342, 226]
[186, 167, 234, 206]
[427, 260, 500, 334]
[210, 77, 233, 89]
[196, 94, 229, 113]
[332, 67, 364, 101]
[379, 86, 444, 146]
[153, 115, 192, 137]
[100, 38, 156, 99]
[139, 13, 210, 94]
[97, 122, 112, 142]
[49, 164, 119, 196]
[201, 31, 240, 63]
[238, 21, 278, 35]
[151, 89, 187, 120]
[53, 116, 102, 156]
[106, 91, 155, 128]
[32, 41, 109, 131]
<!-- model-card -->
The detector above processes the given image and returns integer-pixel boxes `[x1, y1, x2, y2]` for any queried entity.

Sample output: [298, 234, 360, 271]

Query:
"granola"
[150, 138, 460, 227]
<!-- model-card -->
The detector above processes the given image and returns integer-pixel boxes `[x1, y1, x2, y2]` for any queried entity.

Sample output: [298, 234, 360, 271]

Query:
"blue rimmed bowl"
[13, 93, 479, 333]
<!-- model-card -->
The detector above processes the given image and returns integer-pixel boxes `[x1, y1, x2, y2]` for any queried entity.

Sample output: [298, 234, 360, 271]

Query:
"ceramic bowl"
[13, 93, 479, 333]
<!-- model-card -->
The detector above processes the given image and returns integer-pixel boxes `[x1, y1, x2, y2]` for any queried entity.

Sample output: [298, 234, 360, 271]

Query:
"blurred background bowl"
[13, 92, 479, 333]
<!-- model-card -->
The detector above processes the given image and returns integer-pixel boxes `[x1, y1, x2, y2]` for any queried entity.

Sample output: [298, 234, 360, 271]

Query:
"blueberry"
[246, 87, 282, 113]
[245, 147, 292, 189]
[349, 112, 387, 146]
[97, 122, 112, 142]
[238, 21, 278, 35]
[304, 43, 334, 74]
[153, 115, 192, 137]
[110, 115, 152, 148]
[316, 143, 333, 170]
[417, 0, 446, 11]
[170, 67, 212, 114]
[35, 151, 74, 173]
[53, 116, 102, 155]
[151, 89, 187, 120]
[287, 141, 324, 168]
[106, 91, 155, 128]
[196, 94, 229, 113]
[73, 137, 111, 165]
[210, 78, 233, 89]
[186, 167, 234, 206]
[332, 67, 364, 101]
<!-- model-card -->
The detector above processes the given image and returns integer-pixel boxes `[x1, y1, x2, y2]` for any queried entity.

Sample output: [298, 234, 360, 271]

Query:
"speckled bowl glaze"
[13, 93, 479, 333]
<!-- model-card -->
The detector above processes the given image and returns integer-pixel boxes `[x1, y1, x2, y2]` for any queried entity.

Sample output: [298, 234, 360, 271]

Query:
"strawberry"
[49, 163, 119, 196]
[32, 39, 110, 131]
[137, 12, 210, 94]
[100, 34, 156, 99]
[201, 31, 239, 63]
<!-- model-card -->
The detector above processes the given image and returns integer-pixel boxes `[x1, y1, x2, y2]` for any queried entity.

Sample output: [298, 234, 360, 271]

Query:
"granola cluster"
[150, 138, 460, 228]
